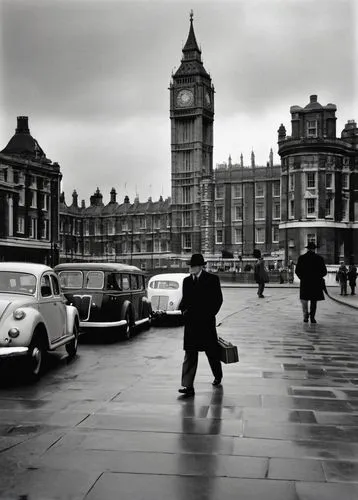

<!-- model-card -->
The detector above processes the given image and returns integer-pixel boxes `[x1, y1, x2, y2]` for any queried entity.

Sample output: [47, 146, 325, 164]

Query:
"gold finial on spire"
[190, 9, 194, 22]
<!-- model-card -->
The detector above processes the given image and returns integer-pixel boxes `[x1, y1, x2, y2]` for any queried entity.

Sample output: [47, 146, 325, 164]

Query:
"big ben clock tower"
[169, 11, 215, 256]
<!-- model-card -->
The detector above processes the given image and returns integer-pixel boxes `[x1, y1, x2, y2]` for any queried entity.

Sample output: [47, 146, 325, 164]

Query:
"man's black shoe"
[212, 379, 222, 386]
[178, 387, 195, 396]
[310, 318, 317, 324]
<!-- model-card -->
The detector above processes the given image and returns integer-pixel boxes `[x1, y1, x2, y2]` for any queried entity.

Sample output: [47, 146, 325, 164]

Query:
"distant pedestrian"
[295, 242, 327, 324]
[348, 264, 357, 295]
[253, 249, 267, 298]
[178, 253, 223, 397]
[336, 262, 348, 296]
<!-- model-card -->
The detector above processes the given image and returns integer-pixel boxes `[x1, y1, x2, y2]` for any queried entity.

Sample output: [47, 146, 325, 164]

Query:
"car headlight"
[8, 327, 20, 338]
[13, 309, 26, 320]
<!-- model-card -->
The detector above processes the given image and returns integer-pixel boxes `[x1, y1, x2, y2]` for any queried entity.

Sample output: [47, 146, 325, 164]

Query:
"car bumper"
[152, 310, 182, 317]
[0, 347, 29, 358]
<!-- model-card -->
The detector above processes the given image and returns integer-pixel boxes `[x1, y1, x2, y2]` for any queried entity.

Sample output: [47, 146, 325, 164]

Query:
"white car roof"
[0, 262, 53, 276]
[148, 273, 189, 283]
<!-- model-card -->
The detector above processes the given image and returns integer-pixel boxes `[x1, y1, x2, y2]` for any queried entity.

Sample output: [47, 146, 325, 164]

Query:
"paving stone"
[296, 482, 358, 500]
[322, 460, 358, 482]
[85, 473, 298, 500]
[268, 457, 325, 481]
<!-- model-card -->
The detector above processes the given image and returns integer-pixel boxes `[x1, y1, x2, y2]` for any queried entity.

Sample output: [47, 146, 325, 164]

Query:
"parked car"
[55, 263, 152, 339]
[147, 273, 188, 321]
[0, 262, 79, 380]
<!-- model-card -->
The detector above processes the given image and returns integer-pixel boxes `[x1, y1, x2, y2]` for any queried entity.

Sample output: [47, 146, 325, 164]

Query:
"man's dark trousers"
[181, 350, 222, 388]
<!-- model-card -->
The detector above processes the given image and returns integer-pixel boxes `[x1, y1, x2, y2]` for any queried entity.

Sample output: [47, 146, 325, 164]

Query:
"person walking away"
[178, 253, 223, 397]
[348, 264, 357, 295]
[337, 262, 348, 296]
[253, 249, 267, 298]
[295, 242, 327, 324]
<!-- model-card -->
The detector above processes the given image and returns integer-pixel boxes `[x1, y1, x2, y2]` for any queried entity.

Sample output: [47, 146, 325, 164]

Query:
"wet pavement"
[0, 288, 357, 499]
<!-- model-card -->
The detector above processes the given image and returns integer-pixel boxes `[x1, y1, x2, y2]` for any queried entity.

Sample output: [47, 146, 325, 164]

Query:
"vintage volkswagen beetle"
[0, 262, 80, 380]
[55, 262, 152, 339]
[147, 273, 188, 321]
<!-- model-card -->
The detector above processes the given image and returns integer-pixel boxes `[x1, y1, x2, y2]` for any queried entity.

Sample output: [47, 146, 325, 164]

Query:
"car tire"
[123, 311, 134, 340]
[26, 333, 46, 381]
[143, 304, 152, 330]
[66, 321, 79, 359]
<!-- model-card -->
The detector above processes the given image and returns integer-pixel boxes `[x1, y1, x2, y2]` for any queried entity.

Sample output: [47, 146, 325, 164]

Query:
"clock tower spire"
[169, 12, 215, 256]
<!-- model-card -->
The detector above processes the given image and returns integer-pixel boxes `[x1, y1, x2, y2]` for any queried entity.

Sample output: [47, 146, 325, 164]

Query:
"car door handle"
[53, 302, 57, 306]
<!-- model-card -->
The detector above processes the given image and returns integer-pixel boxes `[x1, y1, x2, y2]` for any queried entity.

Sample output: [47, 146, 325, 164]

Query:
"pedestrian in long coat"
[337, 262, 348, 296]
[178, 253, 223, 397]
[295, 242, 327, 323]
[348, 264, 357, 295]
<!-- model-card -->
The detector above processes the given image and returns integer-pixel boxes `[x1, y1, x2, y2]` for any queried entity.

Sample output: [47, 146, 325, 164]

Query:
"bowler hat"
[305, 241, 317, 250]
[187, 253, 207, 266]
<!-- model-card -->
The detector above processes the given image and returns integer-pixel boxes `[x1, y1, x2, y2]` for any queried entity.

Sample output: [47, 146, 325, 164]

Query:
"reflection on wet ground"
[0, 289, 357, 499]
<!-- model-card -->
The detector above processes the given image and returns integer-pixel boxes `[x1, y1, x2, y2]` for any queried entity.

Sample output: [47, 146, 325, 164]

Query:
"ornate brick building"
[278, 95, 358, 264]
[0, 116, 61, 265]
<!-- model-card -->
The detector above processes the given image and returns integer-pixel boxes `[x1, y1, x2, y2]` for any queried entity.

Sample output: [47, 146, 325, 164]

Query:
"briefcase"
[217, 337, 239, 364]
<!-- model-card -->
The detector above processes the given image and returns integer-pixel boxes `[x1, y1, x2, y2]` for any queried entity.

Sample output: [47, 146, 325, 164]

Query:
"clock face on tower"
[176, 89, 194, 107]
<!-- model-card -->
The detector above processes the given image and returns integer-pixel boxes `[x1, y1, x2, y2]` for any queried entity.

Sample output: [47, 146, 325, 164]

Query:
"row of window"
[215, 181, 281, 199]
[17, 190, 49, 210]
[61, 240, 170, 255]
[181, 226, 280, 249]
[288, 198, 349, 219]
[0, 169, 50, 191]
[16, 216, 49, 239]
[288, 172, 350, 191]
[60, 217, 169, 236]
[214, 202, 281, 222]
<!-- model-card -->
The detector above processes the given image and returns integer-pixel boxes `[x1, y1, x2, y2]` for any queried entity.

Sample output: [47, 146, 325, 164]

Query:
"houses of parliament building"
[0, 15, 357, 269]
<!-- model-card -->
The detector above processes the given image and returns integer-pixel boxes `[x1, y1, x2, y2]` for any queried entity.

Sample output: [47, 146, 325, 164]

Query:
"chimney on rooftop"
[16, 116, 30, 134]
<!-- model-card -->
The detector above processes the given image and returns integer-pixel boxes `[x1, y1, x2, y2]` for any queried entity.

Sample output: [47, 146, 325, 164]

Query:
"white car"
[147, 273, 188, 320]
[0, 262, 79, 380]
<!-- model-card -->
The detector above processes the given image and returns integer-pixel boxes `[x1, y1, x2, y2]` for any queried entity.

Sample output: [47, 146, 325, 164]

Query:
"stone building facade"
[278, 95, 358, 264]
[60, 188, 172, 270]
[0, 116, 61, 265]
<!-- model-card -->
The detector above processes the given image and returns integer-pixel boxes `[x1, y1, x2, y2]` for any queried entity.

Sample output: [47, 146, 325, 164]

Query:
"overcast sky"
[0, 0, 356, 206]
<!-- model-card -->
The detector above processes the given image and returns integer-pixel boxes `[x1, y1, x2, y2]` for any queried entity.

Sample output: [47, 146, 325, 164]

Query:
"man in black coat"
[178, 254, 223, 397]
[295, 242, 327, 323]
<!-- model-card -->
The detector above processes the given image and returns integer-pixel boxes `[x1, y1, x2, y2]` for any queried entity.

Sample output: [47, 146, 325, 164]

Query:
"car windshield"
[58, 271, 83, 289]
[0, 271, 36, 295]
[149, 280, 179, 290]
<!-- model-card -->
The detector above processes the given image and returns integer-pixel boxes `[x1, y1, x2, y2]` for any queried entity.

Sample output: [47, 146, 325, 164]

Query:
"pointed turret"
[240, 153, 244, 168]
[251, 150, 255, 168]
[269, 148, 274, 167]
[174, 11, 209, 78]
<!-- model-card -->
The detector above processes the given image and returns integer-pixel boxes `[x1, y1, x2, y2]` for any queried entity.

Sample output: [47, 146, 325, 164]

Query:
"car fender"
[120, 299, 132, 320]
[0, 306, 49, 348]
[141, 296, 152, 316]
[65, 304, 79, 334]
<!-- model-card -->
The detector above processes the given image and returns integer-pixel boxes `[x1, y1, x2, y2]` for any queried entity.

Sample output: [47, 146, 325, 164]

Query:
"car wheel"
[144, 305, 152, 330]
[66, 322, 79, 359]
[123, 311, 134, 340]
[26, 334, 46, 381]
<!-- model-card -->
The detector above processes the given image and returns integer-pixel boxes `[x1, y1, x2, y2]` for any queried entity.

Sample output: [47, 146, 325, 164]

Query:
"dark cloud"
[0, 0, 356, 202]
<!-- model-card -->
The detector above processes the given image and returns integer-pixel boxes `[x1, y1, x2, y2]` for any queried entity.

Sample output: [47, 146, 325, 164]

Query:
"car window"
[58, 271, 83, 289]
[121, 274, 130, 291]
[85, 271, 104, 289]
[107, 273, 122, 291]
[130, 274, 139, 290]
[150, 280, 179, 290]
[40, 275, 52, 297]
[0, 271, 36, 295]
[50, 275, 60, 296]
